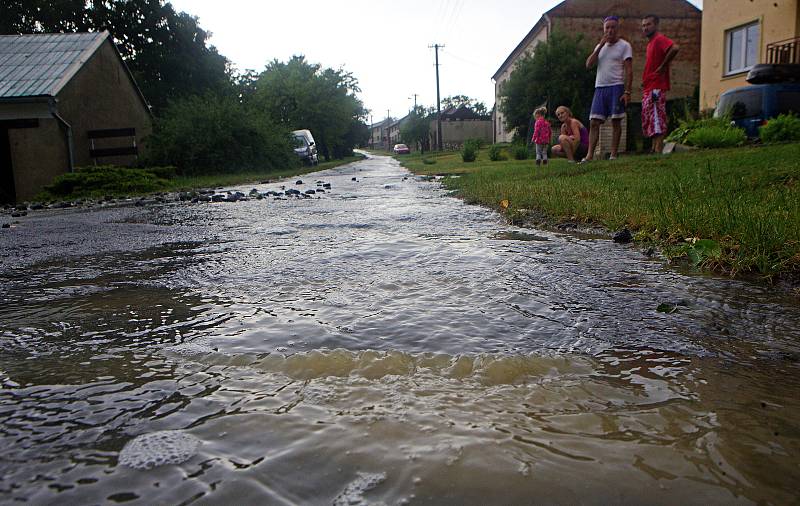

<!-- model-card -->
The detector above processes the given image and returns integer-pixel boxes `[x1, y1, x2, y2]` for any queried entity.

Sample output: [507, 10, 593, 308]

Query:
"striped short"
[642, 89, 667, 138]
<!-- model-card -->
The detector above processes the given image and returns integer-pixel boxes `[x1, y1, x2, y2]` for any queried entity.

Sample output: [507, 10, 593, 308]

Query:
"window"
[725, 22, 760, 75]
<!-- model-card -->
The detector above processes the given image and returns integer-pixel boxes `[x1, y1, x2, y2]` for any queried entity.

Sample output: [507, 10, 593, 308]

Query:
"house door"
[0, 127, 15, 204]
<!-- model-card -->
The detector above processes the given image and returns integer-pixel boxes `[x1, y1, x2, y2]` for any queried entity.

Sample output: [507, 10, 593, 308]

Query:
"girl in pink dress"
[531, 107, 552, 166]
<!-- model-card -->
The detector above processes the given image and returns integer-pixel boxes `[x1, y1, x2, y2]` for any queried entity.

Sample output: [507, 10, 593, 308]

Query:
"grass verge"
[34, 155, 364, 202]
[398, 144, 800, 282]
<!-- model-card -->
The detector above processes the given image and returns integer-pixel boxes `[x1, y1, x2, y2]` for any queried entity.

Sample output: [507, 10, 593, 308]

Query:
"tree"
[400, 106, 433, 153]
[253, 56, 367, 160]
[145, 93, 296, 175]
[442, 95, 489, 116]
[499, 30, 595, 141]
[0, 0, 232, 112]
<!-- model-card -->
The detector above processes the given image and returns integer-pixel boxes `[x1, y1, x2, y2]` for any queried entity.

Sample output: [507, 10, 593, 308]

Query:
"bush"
[422, 158, 437, 165]
[146, 93, 297, 175]
[488, 144, 505, 161]
[513, 144, 529, 160]
[41, 165, 169, 199]
[760, 113, 800, 143]
[685, 125, 746, 148]
[144, 166, 177, 179]
[666, 116, 731, 145]
[461, 139, 479, 162]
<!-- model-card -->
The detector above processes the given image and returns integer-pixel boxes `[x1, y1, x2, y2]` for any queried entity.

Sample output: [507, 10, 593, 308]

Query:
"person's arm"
[657, 44, 680, 74]
[621, 58, 633, 105]
[570, 119, 581, 141]
[585, 38, 607, 69]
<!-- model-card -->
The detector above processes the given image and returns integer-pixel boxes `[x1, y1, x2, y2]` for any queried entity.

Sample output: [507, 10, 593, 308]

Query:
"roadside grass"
[34, 155, 363, 202]
[165, 155, 364, 191]
[399, 144, 800, 281]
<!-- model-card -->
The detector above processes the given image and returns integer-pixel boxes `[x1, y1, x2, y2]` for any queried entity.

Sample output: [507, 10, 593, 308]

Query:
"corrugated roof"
[0, 31, 108, 99]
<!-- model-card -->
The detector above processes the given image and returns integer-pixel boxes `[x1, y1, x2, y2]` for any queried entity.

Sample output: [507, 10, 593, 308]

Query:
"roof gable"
[547, 0, 701, 19]
[0, 31, 108, 99]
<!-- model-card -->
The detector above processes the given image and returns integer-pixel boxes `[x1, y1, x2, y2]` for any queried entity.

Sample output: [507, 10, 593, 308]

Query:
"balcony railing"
[766, 36, 800, 64]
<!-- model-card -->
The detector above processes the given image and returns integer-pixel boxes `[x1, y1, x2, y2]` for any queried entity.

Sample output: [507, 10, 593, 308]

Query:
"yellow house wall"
[700, 0, 800, 110]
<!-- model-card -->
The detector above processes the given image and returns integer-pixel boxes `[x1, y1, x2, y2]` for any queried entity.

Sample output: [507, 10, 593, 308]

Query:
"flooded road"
[1, 154, 799, 504]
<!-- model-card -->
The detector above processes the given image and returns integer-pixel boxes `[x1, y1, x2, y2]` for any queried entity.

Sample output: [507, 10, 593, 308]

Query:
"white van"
[292, 129, 319, 165]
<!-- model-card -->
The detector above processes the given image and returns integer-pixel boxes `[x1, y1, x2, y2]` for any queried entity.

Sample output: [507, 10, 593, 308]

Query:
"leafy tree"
[442, 95, 488, 116]
[253, 56, 367, 160]
[499, 30, 595, 140]
[400, 106, 433, 152]
[0, 0, 232, 112]
[145, 93, 296, 175]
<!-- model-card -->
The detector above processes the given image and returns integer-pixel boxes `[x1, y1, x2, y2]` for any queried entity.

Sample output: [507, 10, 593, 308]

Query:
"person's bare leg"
[652, 134, 665, 154]
[560, 135, 576, 161]
[586, 119, 602, 160]
[611, 118, 622, 158]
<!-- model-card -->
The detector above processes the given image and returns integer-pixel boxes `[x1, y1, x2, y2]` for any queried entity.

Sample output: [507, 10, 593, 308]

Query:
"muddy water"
[1, 154, 798, 504]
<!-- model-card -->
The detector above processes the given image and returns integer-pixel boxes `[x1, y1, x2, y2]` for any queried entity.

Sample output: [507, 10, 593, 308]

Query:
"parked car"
[292, 129, 319, 165]
[393, 143, 410, 154]
[714, 64, 800, 138]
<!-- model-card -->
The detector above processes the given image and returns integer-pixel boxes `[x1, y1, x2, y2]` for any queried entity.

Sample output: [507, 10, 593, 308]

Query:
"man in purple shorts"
[583, 16, 633, 162]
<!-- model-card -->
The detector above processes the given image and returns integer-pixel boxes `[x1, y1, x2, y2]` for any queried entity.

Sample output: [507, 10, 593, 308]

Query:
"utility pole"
[409, 94, 418, 110]
[429, 43, 444, 151]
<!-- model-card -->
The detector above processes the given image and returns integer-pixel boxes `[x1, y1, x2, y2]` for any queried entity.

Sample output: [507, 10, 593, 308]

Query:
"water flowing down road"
[1, 154, 799, 504]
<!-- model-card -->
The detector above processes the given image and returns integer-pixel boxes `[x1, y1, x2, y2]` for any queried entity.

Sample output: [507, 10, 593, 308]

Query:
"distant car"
[292, 129, 319, 165]
[393, 143, 410, 154]
[714, 64, 800, 138]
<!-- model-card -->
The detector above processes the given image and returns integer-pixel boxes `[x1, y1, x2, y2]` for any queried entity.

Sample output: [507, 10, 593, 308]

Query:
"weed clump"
[512, 144, 529, 160]
[488, 144, 506, 161]
[40, 165, 174, 200]
[760, 113, 800, 143]
[685, 125, 746, 148]
[461, 139, 479, 162]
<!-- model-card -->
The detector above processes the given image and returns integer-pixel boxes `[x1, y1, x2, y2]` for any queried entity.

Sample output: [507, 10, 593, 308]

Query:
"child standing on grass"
[531, 107, 551, 166]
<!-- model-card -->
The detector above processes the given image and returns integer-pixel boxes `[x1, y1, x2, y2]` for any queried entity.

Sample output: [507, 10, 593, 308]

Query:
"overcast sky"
[169, 0, 702, 124]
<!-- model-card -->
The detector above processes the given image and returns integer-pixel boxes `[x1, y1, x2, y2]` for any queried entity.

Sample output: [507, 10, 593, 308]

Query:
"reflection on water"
[0, 154, 798, 504]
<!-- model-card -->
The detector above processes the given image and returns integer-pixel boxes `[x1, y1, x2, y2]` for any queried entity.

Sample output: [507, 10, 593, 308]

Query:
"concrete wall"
[57, 39, 152, 167]
[8, 119, 69, 201]
[700, 0, 800, 110]
[431, 119, 493, 147]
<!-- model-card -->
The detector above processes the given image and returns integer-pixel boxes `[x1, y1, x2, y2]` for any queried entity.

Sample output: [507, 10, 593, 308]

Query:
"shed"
[0, 31, 152, 203]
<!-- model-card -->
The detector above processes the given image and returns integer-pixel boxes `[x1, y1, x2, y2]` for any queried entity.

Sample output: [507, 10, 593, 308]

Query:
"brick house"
[0, 31, 152, 203]
[492, 0, 702, 154]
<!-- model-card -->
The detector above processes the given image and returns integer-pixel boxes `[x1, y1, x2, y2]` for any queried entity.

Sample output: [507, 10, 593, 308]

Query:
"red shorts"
[642, 89, 667, 138]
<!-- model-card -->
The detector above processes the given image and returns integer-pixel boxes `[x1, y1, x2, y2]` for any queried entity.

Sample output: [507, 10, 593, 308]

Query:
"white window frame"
[725, 21, 760, 76]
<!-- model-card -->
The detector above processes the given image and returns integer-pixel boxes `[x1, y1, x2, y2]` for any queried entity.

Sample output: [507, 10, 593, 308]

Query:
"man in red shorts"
[641, 14, 680, 154]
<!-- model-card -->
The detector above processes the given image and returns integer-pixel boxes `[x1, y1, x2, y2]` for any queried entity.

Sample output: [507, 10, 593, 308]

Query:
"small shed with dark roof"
[0, 31, 152, 203]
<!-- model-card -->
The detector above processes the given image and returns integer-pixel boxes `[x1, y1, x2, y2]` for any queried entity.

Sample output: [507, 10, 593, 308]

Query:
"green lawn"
[34, 155, 364, 202]
[165, 155, 364, 191]
[399, 144, 800, 281]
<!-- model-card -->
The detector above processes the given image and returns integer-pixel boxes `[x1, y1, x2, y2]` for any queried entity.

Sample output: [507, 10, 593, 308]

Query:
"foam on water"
[333, 472, 387, 506]
[118, 430, 201, 470]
